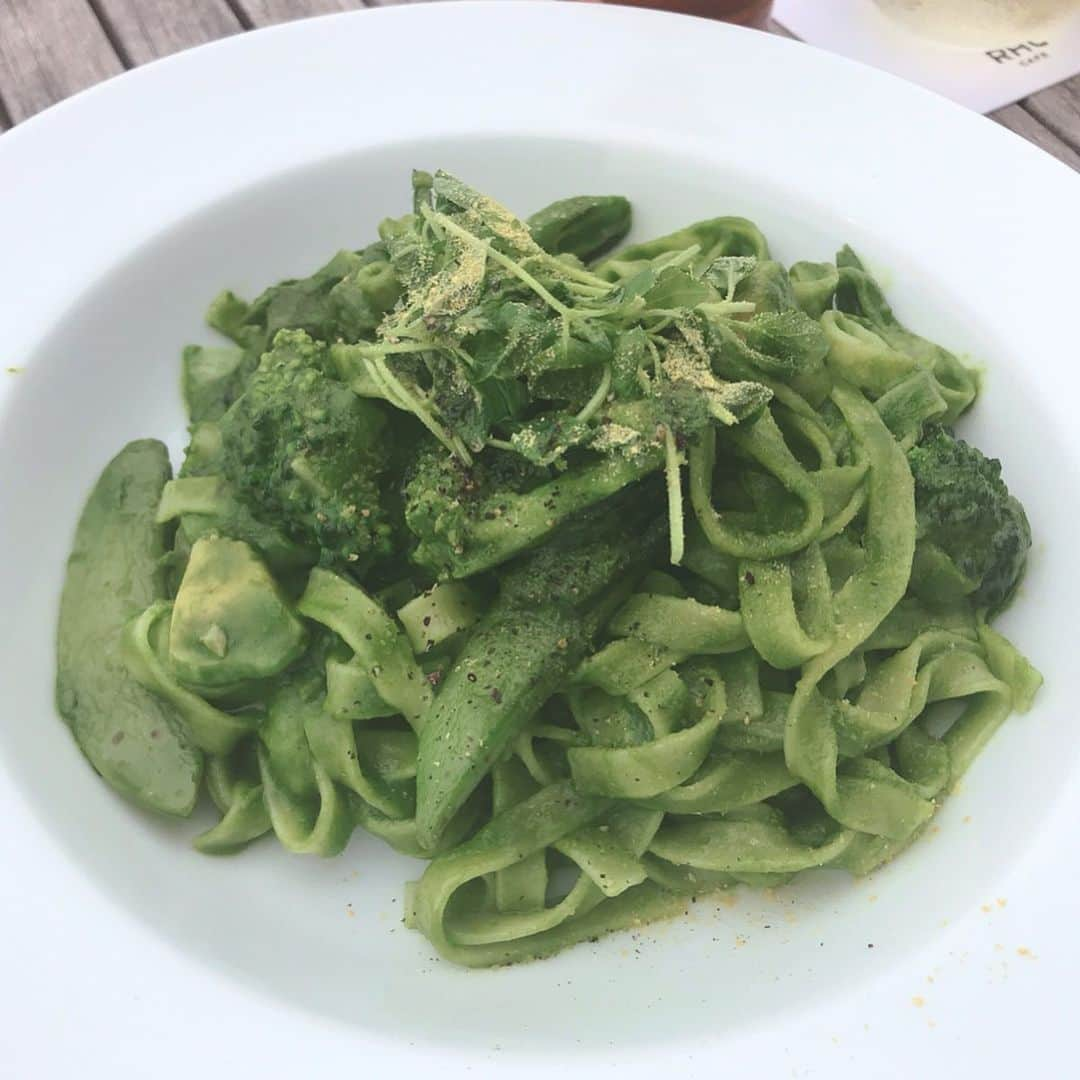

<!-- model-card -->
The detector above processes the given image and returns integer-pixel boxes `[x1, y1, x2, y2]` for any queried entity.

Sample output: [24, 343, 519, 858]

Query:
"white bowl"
[1, 3, 1078, 1076]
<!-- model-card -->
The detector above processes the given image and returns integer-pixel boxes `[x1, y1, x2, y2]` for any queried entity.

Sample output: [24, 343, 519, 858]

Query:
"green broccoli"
[907, 428, 1031, 612]
[201, 245, 402, 417]
[219, 329, 394, 568]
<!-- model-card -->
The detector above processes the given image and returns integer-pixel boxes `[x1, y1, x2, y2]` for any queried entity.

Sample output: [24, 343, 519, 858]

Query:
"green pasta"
[55, 171, 1040, 968]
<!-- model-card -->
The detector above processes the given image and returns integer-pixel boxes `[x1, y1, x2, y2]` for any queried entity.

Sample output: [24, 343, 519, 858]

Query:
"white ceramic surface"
[1, 3, 1077, 1076]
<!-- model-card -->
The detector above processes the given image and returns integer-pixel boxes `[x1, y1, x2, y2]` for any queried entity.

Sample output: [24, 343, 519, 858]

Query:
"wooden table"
[1, 0, 1078, 170]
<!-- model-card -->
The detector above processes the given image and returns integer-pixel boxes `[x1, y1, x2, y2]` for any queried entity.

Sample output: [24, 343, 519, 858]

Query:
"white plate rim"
[1, 4, 1078, 1076]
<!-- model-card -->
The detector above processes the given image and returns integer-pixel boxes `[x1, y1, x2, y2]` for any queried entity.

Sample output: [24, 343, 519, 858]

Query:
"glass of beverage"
[872, 0, 1079, 47]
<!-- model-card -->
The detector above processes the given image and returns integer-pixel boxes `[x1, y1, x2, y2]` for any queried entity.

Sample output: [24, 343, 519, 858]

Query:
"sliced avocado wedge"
[169, 536, 307, 687]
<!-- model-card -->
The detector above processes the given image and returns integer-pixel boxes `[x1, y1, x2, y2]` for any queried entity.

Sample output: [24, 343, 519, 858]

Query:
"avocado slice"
[56, 440, 203, 816]
[169, 536, 307, 687]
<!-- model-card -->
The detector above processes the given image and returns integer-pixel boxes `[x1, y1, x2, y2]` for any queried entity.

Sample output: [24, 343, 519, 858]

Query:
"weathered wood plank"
[231, 0, 366, 28]
[0, 0, 122, 123]
[992, 101, 1080, 171]
[1021, 75, 1080, 155]
[92, 0, 242, 67]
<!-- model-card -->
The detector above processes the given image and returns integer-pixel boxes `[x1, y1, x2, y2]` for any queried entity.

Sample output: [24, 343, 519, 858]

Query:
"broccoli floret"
[219, 329, 394, 568]
[202, 245, 402, 416]
[907, 428, 1031, 611]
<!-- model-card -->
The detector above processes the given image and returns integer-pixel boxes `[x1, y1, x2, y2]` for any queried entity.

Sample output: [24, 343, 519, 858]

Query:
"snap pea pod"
[526, 195, 632, 262]
[498, 506, 665, 616]
[421, 449, 663, 580]
[415, 604, 585, 852]
[56, 440, 202, 816]
[415, 514, 665, 851]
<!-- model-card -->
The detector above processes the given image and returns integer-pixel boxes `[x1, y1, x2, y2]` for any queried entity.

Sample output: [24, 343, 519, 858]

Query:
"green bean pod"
[415, 603, 583, 851]
[527, 195, 632, 261]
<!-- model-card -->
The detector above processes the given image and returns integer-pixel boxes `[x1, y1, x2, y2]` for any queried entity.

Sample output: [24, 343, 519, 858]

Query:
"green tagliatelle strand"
[689, 409, 825, 559]
[72, 177, 1039, 969]
[738, 543, 833, 669]
[783, 379, 918, 826]
[122, 601, 260, 755]
[195, 749, 271, 854]
[650, 806, 856, 875]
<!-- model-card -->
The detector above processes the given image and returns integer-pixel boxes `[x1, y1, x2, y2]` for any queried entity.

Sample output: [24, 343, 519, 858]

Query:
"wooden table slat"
[232, 0, 367, 28]
[0, 0, 123, 124]
[1020, 75, 1080, 154]
[91, 0, 242, 68]
[991, 101, 1080, 171]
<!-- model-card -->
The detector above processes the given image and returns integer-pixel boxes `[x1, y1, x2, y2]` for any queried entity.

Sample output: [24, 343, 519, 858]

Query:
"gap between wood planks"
[0, 0, 375, 125]
[0, 0, 1077, 173]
